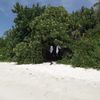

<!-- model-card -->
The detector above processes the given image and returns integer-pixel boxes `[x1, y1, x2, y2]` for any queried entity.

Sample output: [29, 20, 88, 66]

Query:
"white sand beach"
[0, 62, 100, 100]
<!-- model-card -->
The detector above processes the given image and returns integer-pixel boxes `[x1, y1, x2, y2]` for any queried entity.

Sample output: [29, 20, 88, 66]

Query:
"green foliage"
[71, 38, 100, 69]
[30, 6, 70, 47]
[0, 48, 7, 61]
[12, 2, 46, 43]
[29, 41, 43, 64]
[13, 41, 43, 64]
[13, 42, 29, 64]
[68, 7, 96, 39]
[0, 2, 100, 69]
[0, 38, 8, 61]
[93, 1, 100, 23]
[59, 24, 100, 69]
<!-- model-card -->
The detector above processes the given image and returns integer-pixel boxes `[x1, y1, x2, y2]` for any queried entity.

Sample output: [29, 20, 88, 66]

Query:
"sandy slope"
[0, 62, 100, 100]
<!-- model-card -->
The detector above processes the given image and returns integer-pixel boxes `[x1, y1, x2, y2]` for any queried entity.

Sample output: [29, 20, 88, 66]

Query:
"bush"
[13, 42, 30, 64]
[13, 41, 43, 64]
[29, 41, 43, 64]
[71, 36, 100, 69]
[0, 48, 8, 61]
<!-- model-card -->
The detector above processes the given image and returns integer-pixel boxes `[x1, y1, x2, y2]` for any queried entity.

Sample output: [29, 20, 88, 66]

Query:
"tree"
[69, 7, 96, 39]
[12, 2, 46, 43]
[30, 6, 70, 45]
[70, 23, 100, 69]
[93, 1, 100, 23]
[2, 3, 46, 61]
[30, 6, 71, 60]
[1, 2, 100, 69]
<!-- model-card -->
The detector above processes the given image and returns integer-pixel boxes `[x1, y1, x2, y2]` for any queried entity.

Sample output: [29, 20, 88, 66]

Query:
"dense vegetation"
[0, 2, 100, 69]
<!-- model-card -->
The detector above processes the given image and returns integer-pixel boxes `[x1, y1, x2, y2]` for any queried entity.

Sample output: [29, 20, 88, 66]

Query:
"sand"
[0, 62, 100, 100]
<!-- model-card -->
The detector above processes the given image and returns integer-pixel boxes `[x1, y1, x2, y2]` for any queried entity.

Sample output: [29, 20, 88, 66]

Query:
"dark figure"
[49, 45, 62, 65]
[55, 45, 61, 60]
[49, 45, 54, 65]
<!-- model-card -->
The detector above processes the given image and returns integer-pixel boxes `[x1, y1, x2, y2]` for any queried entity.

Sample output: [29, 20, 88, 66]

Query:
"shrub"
[0, 48, 8, 61]
[71, 36, 100, 69]
[29, 41, 43, 64]
[14, 41, 43, 64]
